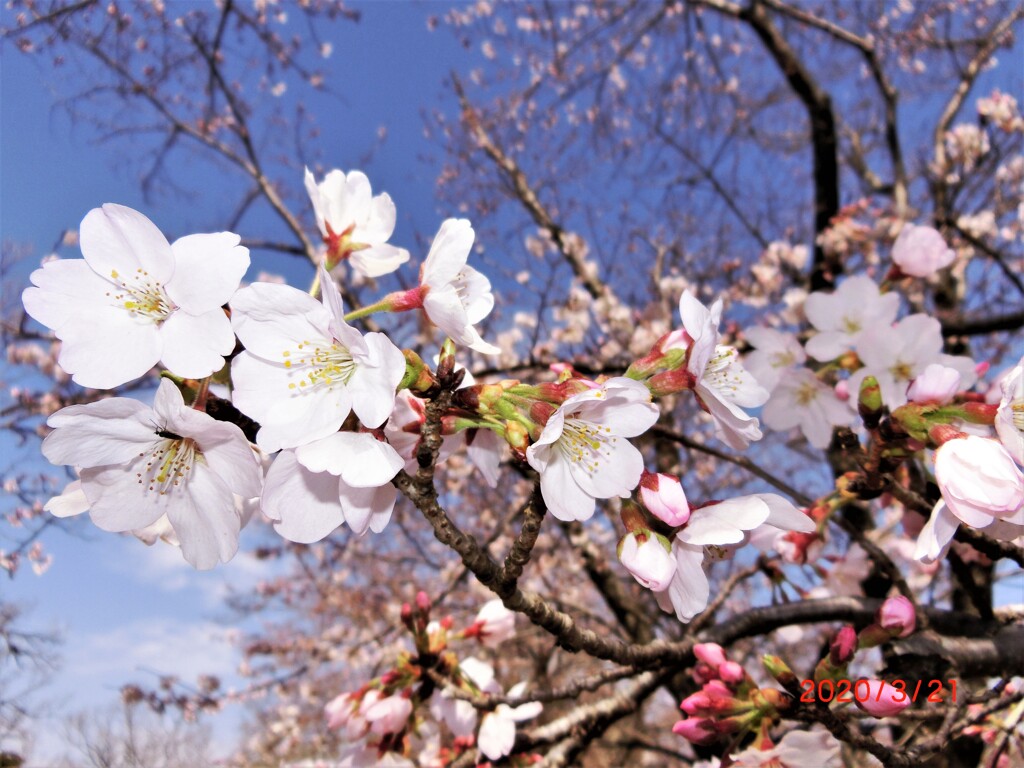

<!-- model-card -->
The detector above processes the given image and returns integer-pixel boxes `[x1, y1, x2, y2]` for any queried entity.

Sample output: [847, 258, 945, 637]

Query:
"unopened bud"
[761, 654, 796, 687]
[829, 625, 858, 666]
[858, 376, 884, 428]
[639, 470, 690, 526]
[876, 595, 916, 639]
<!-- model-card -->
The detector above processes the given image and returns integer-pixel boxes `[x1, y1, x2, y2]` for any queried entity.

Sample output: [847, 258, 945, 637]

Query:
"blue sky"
[1, 3, 481, 761]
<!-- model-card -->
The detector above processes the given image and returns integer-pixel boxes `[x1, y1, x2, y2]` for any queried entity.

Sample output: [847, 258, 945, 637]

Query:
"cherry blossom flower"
[891, 224, 955, 278]
[761, 368, 851, 449]
[907, 363, 961, 405]
[470, 599, 516, 646]
[418, 218, 500, 354]
[230, 267, 406, 452]
[934, 436, 1024, 528]
[260, 432, 404, 542]
[803, 275, 900, 362]
[363, 693, 413, 735]
[526, 377, 659, 521]
[477, 682, 542, 761]
[995, 357, 1024, 464]
[304, 168, 410, 277]
[743, 327, 805, 392]
[655, 495, 813, 621]
[618, 531, 676, 591]
[41, 379, 262, 569]
[848, 314, 976, 408]
[671, 291, 769, 450]
[23, 204, 249, 388]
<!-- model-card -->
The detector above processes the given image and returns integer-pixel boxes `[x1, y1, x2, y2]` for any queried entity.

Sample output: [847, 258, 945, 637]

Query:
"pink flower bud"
[693, 643, 728, 668]
[877, 596, 916, 638]
[639, 470, 690, 526]
[719, 661, 745, 684]
[829, 625, 858, 666]
[617, 531, 676, 591]
[907, 364, 961, 405]
[892, 223, 955, 278]
[855, 680, 910, 718]
[672, 717, 717, 745]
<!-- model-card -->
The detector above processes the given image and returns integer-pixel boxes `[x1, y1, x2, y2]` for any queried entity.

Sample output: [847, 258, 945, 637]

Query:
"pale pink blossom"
[762, 368, 851, 449]
[935, 436, 1024, 528]
[671, 291, 769, 449]
[731, 729, 841, 767]
[907, 363, 961, 405]
[472, 599, 516, 646]
[477, 682, 542, 761]
[526, 377, 659, 522]
[892, 224, 955, 277]
[804, 276, 900, 362]
[363, 693, 413, 735]
[743, 327, 805, 392]
[261, 432, 404, 542]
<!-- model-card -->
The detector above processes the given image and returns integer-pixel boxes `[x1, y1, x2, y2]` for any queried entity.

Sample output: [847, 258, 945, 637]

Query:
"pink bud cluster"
[673, 643, 777, 745]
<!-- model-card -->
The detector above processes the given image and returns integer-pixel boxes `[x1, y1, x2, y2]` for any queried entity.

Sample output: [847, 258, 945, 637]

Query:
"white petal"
[539, 455, 596, 521]
[22, 259, 115, 330]
[358, 192, 397, 244]
[165, 233, 249, 314]
[466, 429, 503, 488]
[55, 310, 162, 389]
[478, 713, 515, 761]
[348, 333, 406, 428]
[79, 204, 174, 284]
[44, 480, 90, 518]
[229, 282, 332, 361]
[914, 501, 959, 563]
[193, 425, 262, 499]
[348, 243, 409, 278]
[422, 218, 473, 287]
[81, 460, 168, 532]
[339, 480, 397, 535]
[262, 451, 345, 543]
[167, 461, 239, 569]
[158, 309, 234, 379]
[43, 399, 157, 467]
[296, 432, 404, 486]
[665, 543, 710, 622]
[758, 494, 814, 532]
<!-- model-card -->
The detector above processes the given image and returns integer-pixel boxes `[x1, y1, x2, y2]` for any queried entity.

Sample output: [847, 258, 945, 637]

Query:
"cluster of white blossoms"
[24, 174, 1022, 631]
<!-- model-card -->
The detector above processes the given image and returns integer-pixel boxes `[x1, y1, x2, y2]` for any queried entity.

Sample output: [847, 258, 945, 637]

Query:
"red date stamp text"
[798, 678, 958, 704]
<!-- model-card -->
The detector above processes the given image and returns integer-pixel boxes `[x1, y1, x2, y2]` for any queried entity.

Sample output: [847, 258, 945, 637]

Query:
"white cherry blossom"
[618, 532, 676, 590]
[671, 291, 769, 450]
[762, 368, 851, 449]
[934, 436, 1024, 528]
[23, 204, 249, 388]
[848, 314, 977, 409]
[230, 267, 406, 452]
[304, 167, 410, 277]
[803, 275, 900, 362]
[419, 218, 500, 354]
[655, 494, 813, 621]
[526, 377, 659, 522]
[743, 327, 805, 392]
[41, 379, 262, 569]
[261, 431, 404, 542]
